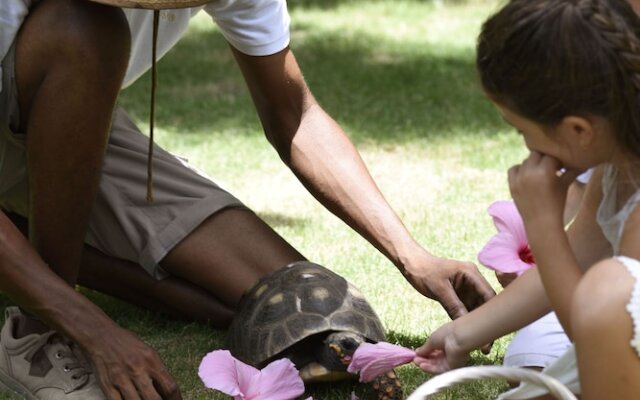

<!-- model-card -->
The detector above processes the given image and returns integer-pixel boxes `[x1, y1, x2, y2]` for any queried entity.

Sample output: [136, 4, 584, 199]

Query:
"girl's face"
[494, 103, 614, 171]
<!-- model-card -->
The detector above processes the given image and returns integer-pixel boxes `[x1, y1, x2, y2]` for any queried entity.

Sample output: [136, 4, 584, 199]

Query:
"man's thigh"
[86, 106, 247, 279]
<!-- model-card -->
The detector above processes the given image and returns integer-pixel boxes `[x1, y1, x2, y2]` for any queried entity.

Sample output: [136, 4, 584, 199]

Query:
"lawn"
[0, 0, 533, 399]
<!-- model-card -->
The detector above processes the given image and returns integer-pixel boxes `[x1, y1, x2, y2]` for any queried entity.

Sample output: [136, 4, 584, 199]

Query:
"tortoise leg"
[369, 369, 404, 400]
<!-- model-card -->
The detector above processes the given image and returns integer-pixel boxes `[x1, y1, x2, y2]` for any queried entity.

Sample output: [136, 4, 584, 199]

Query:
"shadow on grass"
[0, 291, 224, 339]
[119, 16, 503, 147]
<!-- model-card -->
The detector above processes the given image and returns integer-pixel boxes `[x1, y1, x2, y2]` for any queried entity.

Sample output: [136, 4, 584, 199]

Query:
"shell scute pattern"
[227, 261, 385, 368]
[299, 283, 345, 315]
[285, 314, 331, 343]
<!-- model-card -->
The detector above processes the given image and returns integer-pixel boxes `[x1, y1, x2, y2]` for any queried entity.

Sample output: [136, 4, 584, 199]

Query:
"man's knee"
[32, 0, 128, 54]
[61, 0, 131, 69]
[15, 0, 131, 127]
[17, 0, 131, 85]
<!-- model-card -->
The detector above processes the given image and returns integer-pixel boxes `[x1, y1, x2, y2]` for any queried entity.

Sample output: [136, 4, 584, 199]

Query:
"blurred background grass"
[0, 0, 533, 398]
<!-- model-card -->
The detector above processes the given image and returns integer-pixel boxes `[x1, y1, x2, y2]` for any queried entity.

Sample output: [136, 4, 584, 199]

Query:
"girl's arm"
[526, 166, 609, 338]
[512, 159, 610, 339]
[415, 164, 611, 373]
[415, 267, 550, 372]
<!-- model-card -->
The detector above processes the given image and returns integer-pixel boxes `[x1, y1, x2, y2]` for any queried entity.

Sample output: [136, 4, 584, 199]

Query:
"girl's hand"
[508, 151, 580, 228]
[413, 321, 470, 373]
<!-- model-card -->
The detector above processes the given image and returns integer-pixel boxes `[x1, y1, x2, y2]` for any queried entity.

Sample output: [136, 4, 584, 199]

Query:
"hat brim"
[89, 0, 210, 9]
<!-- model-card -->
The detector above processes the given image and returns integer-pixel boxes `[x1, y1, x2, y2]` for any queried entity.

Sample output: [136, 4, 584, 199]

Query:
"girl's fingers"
[560, 168, 583, 186]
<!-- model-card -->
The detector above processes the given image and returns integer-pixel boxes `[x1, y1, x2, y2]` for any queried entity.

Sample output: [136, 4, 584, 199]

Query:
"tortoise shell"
[227, 261, 385, 368]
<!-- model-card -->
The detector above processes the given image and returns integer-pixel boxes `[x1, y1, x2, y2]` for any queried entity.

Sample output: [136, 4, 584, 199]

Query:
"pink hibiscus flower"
[478, 200, 535, 275]
[198, 350, 308, 400]
[347, 342, 416, 382]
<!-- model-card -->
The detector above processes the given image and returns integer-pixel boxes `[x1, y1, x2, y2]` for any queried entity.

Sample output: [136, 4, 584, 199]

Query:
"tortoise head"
[316, 331, 365, 371]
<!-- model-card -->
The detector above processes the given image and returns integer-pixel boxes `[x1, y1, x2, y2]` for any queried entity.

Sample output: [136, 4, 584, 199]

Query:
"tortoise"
[227, 261, 403, 400]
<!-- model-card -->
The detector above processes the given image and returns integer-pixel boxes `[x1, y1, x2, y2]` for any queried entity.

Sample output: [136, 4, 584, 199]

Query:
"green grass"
[0, 0, 534, 398]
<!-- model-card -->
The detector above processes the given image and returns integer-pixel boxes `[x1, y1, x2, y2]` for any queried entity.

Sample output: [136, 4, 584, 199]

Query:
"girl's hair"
[477, 0, 640, 157]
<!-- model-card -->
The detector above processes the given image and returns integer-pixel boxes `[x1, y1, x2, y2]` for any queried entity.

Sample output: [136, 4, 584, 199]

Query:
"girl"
[414, 0, 640, 399]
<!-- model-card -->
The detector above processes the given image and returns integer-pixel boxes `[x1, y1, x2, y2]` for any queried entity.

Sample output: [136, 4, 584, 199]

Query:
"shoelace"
[24, 331, 91, 385]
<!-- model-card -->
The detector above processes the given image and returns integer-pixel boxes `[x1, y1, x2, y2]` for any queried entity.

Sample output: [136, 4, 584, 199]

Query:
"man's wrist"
[395, 243, 437, 275]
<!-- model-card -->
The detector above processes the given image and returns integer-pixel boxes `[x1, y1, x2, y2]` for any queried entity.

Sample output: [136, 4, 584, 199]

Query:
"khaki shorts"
[0, 43, 246, 279]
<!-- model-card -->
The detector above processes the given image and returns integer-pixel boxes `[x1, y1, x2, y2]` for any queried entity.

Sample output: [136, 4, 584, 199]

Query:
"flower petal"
[347, 342, 415, 382]
[478, 233, 533, 274]
[198, 350, 259, 397]
[487, 200, 528, 244]
[256, 358, 306, 400]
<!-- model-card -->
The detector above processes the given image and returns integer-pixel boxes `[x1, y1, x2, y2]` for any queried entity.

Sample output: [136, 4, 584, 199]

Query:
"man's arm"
[230, 46, 495, 319]
[0, 211, 180, 400]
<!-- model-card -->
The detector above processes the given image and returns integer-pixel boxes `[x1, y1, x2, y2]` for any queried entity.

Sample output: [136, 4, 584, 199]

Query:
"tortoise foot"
[369, 369, 403, 400]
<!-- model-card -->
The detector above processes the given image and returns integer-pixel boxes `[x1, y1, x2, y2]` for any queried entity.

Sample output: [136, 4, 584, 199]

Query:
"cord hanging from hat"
[147, 9, 159, 204]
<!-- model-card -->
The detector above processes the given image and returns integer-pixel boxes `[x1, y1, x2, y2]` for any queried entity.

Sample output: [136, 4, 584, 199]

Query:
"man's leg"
[57, 105, 304, 328]
[16, 0, 130, 285]
[10, 202, 303, 328]
[0, 1, 134, 398]
[160, 207, 305, 308]
[77, 208, 303, 327]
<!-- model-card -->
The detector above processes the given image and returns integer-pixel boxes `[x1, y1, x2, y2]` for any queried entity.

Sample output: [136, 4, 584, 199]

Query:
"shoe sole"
[0, 369, 38, 400]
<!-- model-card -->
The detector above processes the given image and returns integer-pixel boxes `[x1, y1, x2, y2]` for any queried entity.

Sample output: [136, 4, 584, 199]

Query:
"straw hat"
[89, 0, 211, 9]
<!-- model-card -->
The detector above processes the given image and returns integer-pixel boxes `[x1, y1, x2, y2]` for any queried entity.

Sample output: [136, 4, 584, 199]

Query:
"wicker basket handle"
[407, 366, 577, 400]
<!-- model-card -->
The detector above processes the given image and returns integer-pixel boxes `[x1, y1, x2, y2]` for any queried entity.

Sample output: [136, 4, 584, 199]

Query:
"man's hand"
[87, 325, 181, 400]
[495, 271, 518, 288]
[402, 254, 495, 320]
[0, 212, 179, 400]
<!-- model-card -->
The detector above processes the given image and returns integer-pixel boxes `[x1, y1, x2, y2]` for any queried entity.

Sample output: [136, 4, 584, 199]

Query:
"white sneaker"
[0, 307, 105, 400]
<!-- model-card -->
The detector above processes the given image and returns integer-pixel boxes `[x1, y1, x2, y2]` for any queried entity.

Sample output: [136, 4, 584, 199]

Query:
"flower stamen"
[518, 245, 535, 264]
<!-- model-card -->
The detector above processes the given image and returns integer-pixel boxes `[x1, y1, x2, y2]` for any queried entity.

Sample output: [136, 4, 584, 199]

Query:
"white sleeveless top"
[597, 164, 640, 254]
[499, 164, 640, 399]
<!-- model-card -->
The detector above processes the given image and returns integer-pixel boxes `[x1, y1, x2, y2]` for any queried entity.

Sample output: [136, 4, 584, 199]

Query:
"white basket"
[407, 366, 577, 400]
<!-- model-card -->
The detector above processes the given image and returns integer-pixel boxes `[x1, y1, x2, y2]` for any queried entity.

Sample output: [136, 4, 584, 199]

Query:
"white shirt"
[122, 1, 290, 88]
[0, 0, 290, 214]
[0, 0, 291, 92]
[0, 0, 32, 93]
